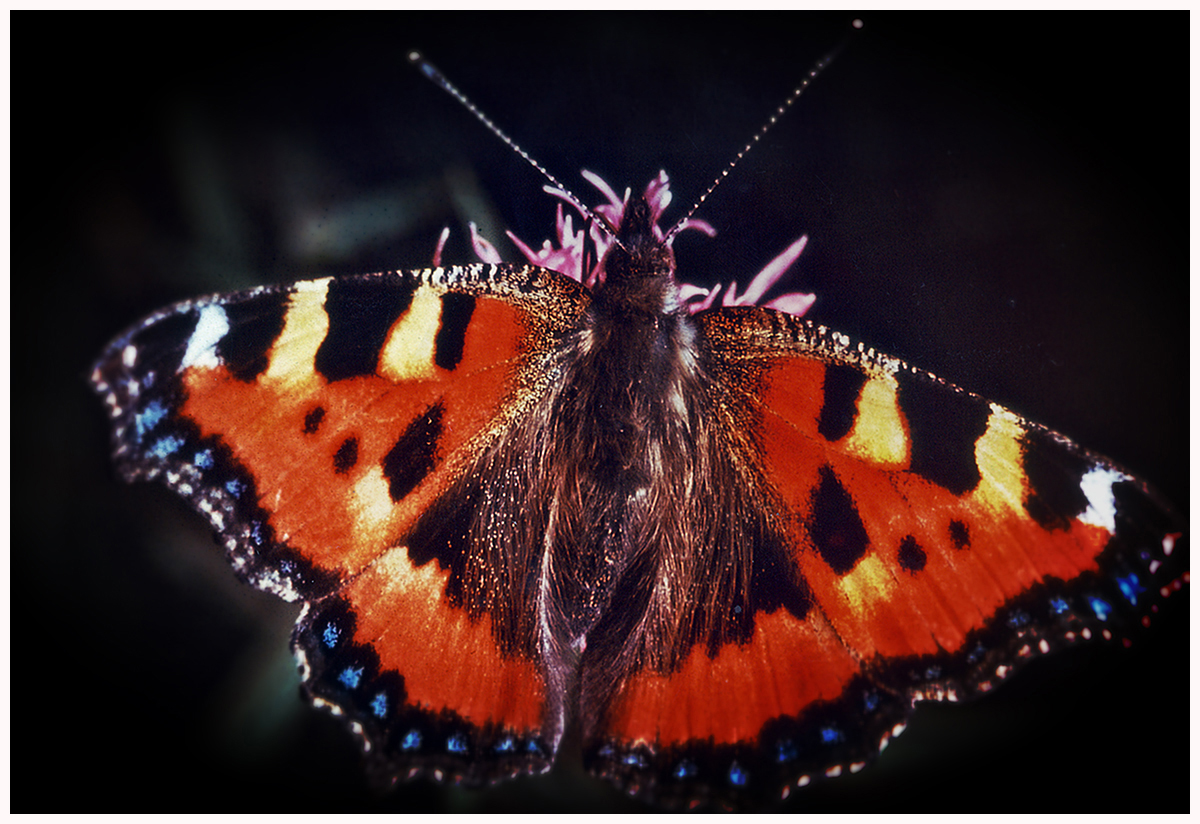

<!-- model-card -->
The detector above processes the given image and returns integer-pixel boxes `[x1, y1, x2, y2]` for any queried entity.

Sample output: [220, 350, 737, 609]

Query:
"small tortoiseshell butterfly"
[89, 29, 1187, 811]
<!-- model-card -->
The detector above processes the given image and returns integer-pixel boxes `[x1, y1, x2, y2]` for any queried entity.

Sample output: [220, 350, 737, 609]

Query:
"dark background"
[16, 12, 1187, 812]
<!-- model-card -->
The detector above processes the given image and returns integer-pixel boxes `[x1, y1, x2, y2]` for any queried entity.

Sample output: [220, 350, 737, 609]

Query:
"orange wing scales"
[92, 264, 587, 786]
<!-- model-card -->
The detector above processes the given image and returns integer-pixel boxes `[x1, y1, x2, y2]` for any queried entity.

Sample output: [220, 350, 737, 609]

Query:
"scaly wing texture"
[586, 307, 1185, 808]
[91, 263, 588, 786]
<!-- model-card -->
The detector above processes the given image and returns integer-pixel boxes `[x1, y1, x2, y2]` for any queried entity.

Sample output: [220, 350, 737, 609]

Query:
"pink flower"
[457, 171, 815, 316]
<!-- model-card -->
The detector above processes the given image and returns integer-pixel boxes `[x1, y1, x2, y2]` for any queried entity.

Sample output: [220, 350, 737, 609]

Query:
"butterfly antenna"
[664, 20, 861, 243]
[409, 51, 623, 250]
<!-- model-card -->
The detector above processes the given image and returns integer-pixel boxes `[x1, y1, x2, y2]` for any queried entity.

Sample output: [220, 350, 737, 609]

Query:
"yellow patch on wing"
[265, 278, 332, 390]
[379, 286, 442, 382]
[350, 466, 397, 561]
[834, 553, 896, 618]
[843, 374, 909, 467]
[971, 404, 1029, 518]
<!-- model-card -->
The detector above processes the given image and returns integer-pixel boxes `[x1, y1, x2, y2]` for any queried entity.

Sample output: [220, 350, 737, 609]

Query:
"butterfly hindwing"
[91, 262, 590, 785]
[584, 306, 1185, 807]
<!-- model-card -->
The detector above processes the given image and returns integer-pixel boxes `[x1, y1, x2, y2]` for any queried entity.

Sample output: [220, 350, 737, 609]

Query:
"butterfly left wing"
[91, 263, 589, 786]
[584, 306, 1186, 809]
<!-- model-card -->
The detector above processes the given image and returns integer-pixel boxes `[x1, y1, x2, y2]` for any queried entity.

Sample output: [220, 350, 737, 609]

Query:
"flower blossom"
[456, 170, 815, 317]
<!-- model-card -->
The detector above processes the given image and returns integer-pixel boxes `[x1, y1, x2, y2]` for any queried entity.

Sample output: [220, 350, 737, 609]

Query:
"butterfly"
[82, 19, 1180, 810]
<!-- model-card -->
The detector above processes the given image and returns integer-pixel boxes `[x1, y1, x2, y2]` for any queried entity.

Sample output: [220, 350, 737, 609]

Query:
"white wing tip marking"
[1077, 465, 1130, 533]
[181, 305, 230, 370]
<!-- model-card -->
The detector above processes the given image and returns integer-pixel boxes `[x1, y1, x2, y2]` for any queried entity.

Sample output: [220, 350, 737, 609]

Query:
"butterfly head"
[595, 194, 679, 315]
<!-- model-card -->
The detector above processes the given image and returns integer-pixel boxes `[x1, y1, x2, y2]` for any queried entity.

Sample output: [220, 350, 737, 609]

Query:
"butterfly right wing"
[91, 262, 589, 786]
[582, 306, 1185, 808]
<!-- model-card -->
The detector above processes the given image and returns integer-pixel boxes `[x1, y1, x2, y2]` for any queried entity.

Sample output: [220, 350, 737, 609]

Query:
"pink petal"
[677, 283, 712, 302]
[431, 226, 450, 266]
[581, 170, 624, 211]
[468, 222, 503, 264]
[678, 281, 723, 313]
[737, 236, 808, 305]
[643, 170, 672, 224]
[672, 218, 717, 240]
[505, 230, 543, 264]
[764, 291, 817, 316]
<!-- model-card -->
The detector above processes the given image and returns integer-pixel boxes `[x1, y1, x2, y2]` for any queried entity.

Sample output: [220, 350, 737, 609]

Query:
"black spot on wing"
[334, 437, 359, 475]
[897, 534, 926, 572]
[434, 293, 475, 371]
[402, 472, 535, 657]
[808, 464, 869, 575]
[949, 518, 970, 550]
[403, 481, 475, 608]
[751, 531, 812, 622]
[218, 292, 289, 382]
[382, 403, 444, 502]
[127, 309, 197, 377]
[1110, 477, 1182, 548]
[304, 406, 326, 434]
[316, 276, 417, 382]
[1021, 428, 1092, 530]
[817, 362, 867, 442]
[895, 371, 989, 495]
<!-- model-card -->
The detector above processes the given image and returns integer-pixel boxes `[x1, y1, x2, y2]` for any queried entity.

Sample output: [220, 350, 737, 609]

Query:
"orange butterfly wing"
[588, 307, 1185, 807]
[92, 263, 588, 784]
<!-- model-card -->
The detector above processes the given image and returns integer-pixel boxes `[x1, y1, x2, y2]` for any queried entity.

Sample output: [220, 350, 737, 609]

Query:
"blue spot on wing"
[447, 734, 467, 754]
[135, 401, 168, 442]
[776, 739, 798, 763]
[322, 622, 341, 649]
[193, 449, 214, 469]
[225, 479, 244, 497]
[370, 691, 388, 718]
[673, 760, 697, 780]
[1116, 572, 1145, 605]
[401, 730, 421, 751]
[494, 737, 515, 754]
[1049, 596, 1069, 615]
[728, 762, 748, 787]
[1089, 596, 1112, 621]
[337, 666, 363, 689]
[820, 726, 844, 745]
[149, 435, 185, 458]
[1006, 609, 1031, 629]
